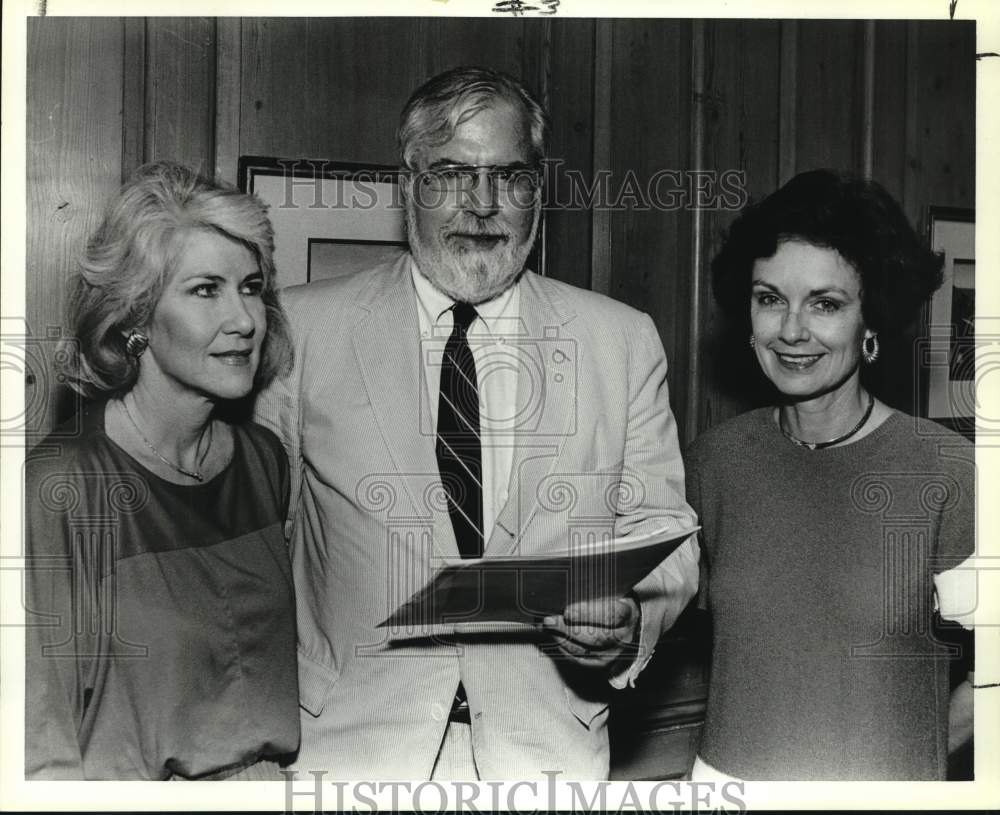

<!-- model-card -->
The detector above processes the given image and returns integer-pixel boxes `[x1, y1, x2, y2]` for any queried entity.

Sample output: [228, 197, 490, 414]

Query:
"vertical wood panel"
[588, 21, 612, 296]
[214, 18, 242, 184]
[697, 19, 782, 433]
[686, 20, 706, 445]
[27, 18, 125, 432]
[794, 20, 863, 174]
[145, 17, 216, 174]
[421, 18, 543, 86]
[121, 18, 146, 181]
[861, 21, 876, 177]
[777, 20, 797, 186]
[908, 21, 976, 214]
[606, 19, 693, 438]
[544, 18, 595, 290]
[871, 20, 909, 203]
[902, 22, 921, 228]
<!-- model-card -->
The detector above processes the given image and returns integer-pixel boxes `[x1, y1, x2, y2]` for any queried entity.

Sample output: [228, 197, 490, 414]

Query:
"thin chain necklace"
[120, 395, 212, 482]
[779, 392, 875, 451]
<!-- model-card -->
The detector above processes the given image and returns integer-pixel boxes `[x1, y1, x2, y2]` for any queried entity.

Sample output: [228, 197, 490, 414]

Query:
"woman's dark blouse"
[685, 409, 974, 780]
[25, 401, 299, 779]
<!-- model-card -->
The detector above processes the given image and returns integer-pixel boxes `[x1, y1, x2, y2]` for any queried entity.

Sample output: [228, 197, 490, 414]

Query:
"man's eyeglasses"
[412, 163, 541, 195]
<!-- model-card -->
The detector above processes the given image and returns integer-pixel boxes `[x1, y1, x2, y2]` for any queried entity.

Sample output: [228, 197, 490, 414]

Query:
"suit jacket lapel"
[352, 255, 460, 559]
[488, 273, 578, 555]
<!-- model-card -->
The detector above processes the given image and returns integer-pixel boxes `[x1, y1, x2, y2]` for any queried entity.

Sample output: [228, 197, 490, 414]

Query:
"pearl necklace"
[120, 396, 212, 482]
[779, 393, 875, 451]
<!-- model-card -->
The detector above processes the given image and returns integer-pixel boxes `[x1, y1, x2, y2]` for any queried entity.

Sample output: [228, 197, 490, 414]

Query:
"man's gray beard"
[405, 203, 539, 305]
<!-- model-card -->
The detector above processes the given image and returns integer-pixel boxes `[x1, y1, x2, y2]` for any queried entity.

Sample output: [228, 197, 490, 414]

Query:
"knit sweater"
[685, 408, 974, 780]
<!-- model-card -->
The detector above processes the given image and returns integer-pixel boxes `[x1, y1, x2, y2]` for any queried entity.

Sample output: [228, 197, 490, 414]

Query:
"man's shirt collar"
[410, 257, 519, 339]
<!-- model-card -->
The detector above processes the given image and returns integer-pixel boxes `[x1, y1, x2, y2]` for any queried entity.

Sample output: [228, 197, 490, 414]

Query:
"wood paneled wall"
[26, 17, 975, 444]
[26, 18, 125, 429]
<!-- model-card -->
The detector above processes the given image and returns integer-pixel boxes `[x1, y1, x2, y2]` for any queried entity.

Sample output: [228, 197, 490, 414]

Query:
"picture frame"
[239, 156, 408, 287]
[922, 206, 975, 437]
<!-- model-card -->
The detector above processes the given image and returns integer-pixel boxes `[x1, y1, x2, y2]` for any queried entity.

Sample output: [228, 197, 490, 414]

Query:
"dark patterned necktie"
[436, 302, 483, 559]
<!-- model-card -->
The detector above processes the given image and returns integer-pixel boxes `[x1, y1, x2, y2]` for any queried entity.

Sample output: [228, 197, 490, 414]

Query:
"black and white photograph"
[2, 0, 998, 811]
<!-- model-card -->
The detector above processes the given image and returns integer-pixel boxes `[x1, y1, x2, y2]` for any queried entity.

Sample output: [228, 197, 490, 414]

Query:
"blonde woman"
[26, 162, 299, 779]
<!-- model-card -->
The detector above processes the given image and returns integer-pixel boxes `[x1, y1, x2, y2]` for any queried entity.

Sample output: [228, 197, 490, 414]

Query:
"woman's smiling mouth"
[212, 349, 253, 366]
[774, 351, 824, 370]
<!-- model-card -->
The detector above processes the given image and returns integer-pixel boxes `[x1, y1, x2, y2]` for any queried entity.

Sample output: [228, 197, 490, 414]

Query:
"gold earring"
[125, 330, 148, 358]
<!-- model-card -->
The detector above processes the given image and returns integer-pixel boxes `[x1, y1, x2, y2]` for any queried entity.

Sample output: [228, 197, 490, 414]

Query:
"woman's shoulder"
[230, 420, 290, 514]
[880, 411, 974, 458]
[879, 412, 975, 481]
[25, 400, 109, 480]
[23, 402, 133, 538]
[893, 412, 973, 444]
[233, 420, 288, 474]
[235, 419, 284, 453]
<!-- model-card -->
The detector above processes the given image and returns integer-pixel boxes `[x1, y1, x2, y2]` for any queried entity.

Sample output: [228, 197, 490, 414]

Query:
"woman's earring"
[748, 334, 756, 349]
[125, 330, 149, 358]
[862, 333, 879, 364]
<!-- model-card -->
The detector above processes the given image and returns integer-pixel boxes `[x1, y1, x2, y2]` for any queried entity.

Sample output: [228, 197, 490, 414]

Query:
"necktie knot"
[452, 302, 478, 333]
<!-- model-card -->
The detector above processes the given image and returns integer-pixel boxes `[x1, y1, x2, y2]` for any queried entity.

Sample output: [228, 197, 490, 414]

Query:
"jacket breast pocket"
[297, 647, 340, 718]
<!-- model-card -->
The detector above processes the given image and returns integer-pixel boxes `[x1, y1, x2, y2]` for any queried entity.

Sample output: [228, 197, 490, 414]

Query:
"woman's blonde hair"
[60, 161, 292, 397]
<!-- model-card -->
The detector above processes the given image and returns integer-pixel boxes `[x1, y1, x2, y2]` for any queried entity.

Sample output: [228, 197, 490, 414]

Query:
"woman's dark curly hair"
[711, 169, 944, 338]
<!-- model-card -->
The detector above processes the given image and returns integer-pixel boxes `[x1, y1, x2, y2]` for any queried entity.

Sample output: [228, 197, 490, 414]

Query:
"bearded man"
[254, 66, 698, 780]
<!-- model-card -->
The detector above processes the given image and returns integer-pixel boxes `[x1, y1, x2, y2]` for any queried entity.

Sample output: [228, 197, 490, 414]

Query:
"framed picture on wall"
[239, 157, 408, 288]
[923, 206, 975, 437]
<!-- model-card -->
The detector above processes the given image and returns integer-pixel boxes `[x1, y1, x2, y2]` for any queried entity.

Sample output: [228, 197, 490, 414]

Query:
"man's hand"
[539, 595, 641, 671]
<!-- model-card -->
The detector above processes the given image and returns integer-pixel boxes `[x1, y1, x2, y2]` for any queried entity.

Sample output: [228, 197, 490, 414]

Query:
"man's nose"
[461, 170, 500, 216]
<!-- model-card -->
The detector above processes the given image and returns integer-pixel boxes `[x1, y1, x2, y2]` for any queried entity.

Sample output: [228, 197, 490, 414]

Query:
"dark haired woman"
[25, 162, 299, 779]
[687, 169, 975, 780]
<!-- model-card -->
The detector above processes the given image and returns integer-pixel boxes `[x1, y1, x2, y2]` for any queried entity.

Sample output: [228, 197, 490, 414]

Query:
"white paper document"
[377, 524, 698, 630]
